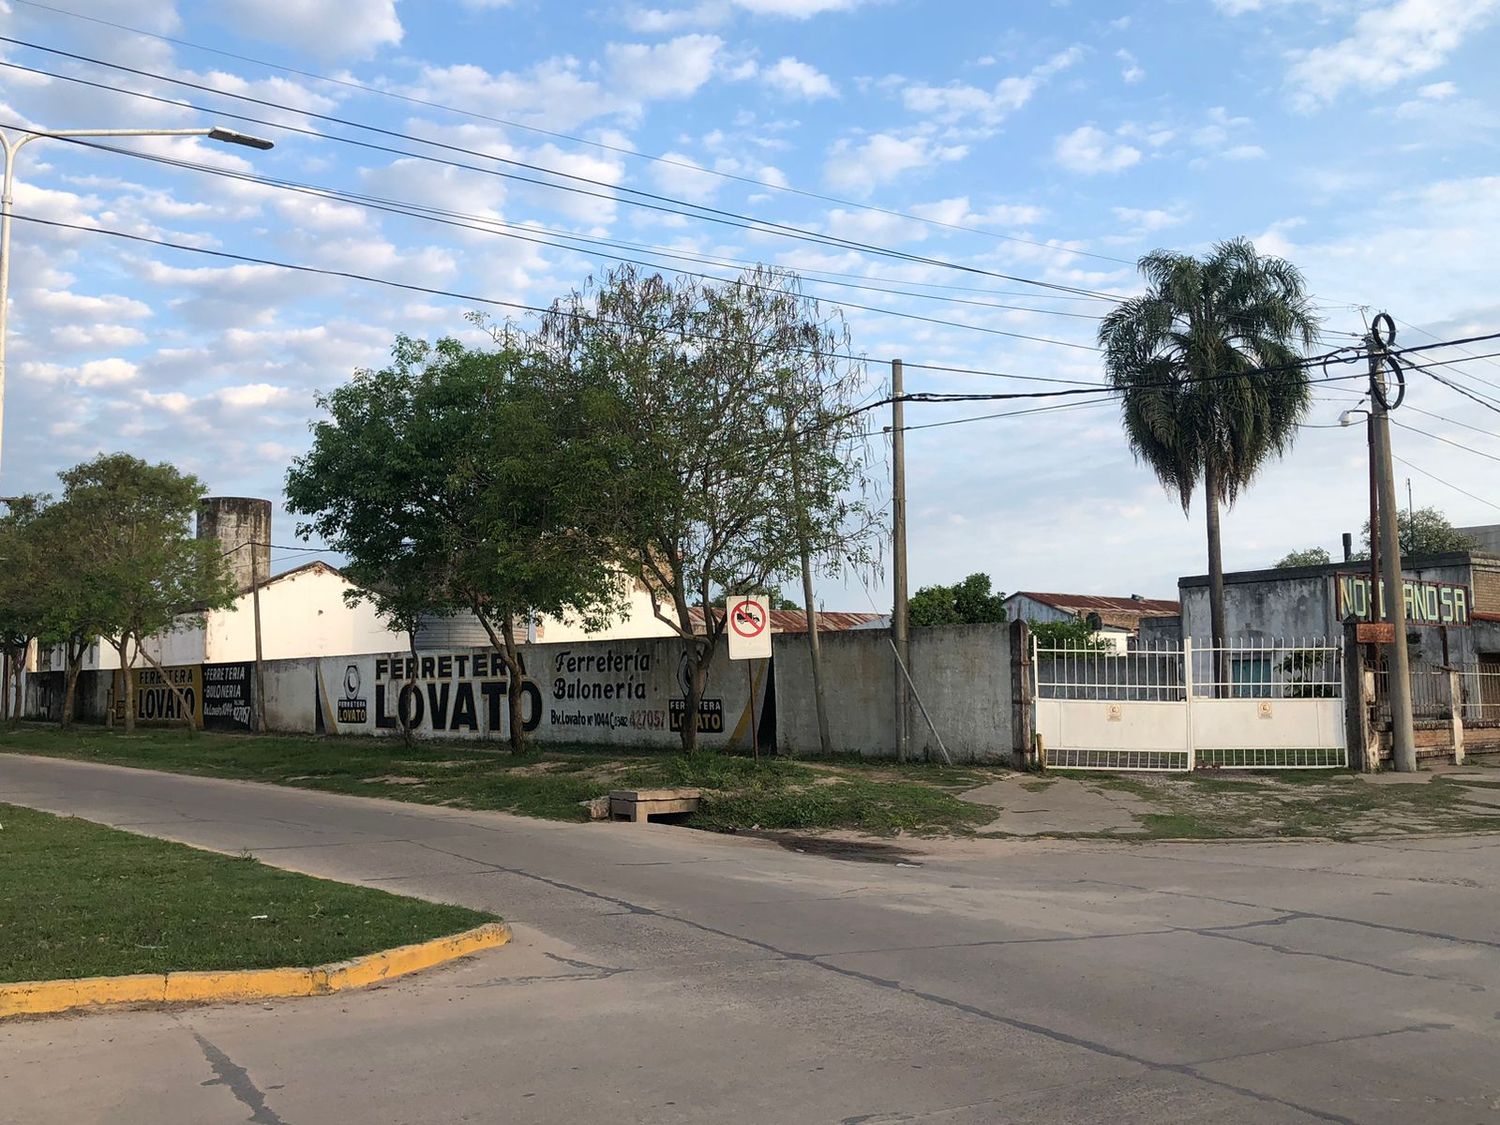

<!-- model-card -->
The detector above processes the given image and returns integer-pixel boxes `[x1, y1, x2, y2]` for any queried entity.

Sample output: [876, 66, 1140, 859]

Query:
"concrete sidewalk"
[4, 753, 1500, 1124]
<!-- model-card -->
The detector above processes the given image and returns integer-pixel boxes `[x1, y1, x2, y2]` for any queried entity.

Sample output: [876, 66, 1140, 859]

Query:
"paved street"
[3, 755, 1500, 1124]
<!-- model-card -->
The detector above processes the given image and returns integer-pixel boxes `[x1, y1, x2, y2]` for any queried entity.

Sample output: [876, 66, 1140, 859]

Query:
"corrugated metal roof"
[1011, 591, 1180, 616]
[687, 608, 885, 635]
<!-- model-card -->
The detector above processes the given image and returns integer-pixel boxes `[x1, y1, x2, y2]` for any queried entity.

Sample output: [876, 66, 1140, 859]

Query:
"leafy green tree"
[287, 329, 627, 752]
[1099, 237, 1319, 676]
[909, 573, 1007, 627]
[0, 497, 51, 723]
[56, 454, 238, 733]
[1357, 506, 1476, 560]
[1029, 618, 1109, 650]
[540, 264, 880, 753]
[1274, 546, 1331, 568]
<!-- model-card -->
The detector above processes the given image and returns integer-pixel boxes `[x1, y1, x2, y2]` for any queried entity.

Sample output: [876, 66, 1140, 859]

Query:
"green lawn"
[0, 802, 495, 984]
[0, 726, 999, 836]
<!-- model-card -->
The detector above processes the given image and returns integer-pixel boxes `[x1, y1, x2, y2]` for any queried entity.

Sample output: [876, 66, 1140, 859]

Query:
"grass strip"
[0, 802, 494, 984]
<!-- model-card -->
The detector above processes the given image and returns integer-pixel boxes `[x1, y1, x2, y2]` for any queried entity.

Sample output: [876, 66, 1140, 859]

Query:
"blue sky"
[1, 0, 1497, 608]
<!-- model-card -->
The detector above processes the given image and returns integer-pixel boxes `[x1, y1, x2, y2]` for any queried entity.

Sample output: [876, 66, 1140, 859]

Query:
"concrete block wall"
[773, 624, 1013, 762]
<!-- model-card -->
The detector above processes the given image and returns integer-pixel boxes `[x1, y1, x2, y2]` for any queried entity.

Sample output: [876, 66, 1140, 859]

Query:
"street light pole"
[0, 125, 273, 470]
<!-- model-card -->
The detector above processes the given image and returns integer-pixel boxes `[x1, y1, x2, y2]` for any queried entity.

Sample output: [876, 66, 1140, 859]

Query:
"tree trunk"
[114, 637, 136, 733]
[474, 603, 527, 754]
[1204, 456, 1229, 699]
[501, 611, 526, 755]
[680, 640, 704, 755]
[61, 648, 83, 731]
[135, 639, 198, 737]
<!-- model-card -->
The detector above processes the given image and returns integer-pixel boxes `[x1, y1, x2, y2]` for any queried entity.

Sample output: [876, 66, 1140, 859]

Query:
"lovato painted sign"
[726, 594, 771, 660]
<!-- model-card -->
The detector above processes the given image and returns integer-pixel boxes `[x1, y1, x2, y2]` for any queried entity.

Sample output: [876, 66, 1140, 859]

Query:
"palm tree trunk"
[1204, 456, 1229, 699]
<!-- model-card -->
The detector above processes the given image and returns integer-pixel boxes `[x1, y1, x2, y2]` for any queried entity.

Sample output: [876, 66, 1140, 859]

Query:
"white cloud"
[621, 2, 732, 31]
[408, 59, 609, 130]
[1055, 126, 1141, 174]
[1117, 49, 1144, 84]
[217, 383, 290, 408]
[901, 46, 1082, 129]
[1286, 0, 1499, 110]
[213, 0, 402, 60]
[1112, 206, 1189, 232]
[761, 57, 838, 99]
[22, 357, 139, 387]
[607, 34, 724, 100]
[910, 196, 1047, 227]
[732, 0, 864, 15]
[1223, 143, 1268, 160]
[823, 134, 969, 196]
[650, 152, 721, 203]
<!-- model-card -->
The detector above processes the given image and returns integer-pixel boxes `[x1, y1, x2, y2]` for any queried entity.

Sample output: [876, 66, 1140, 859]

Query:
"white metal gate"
[1034, 638, 1346, 771]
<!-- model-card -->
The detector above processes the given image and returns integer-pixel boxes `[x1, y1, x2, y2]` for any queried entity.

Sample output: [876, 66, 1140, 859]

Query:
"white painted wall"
[203, 564, 408, 661]
[51, 563, 409, 672]
[533, 584, 678, 643]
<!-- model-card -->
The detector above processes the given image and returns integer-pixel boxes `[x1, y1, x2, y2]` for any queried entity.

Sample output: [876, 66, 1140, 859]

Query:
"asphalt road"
[3, 755, 1500, 1125]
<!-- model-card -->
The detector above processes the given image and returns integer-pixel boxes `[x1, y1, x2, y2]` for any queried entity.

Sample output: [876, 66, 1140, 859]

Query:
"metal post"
[1183, 637, 1196, 770]
[251, 545, 267, 734]
[746, 659, 759, 762]
[1370, 323, 1417, 771]
[0, 126, 272, 471]
[891, 358, 910, 763]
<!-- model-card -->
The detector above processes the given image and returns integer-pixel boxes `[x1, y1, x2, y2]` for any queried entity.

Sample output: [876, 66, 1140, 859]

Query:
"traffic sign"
[726, 594, 771, 660]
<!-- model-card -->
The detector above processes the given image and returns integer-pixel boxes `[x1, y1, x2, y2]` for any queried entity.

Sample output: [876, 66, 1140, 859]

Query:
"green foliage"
[909, 572, 1007, 627]
[286, 329, 628, 751]
[1274, 546, 1331, 568]
[54, 454, 237, 732]
[539, 265, 881, 752]
[1028, 619, 1109, 650]
[1357, 505, 1476, 559]
[1099, 237, 1320, 645]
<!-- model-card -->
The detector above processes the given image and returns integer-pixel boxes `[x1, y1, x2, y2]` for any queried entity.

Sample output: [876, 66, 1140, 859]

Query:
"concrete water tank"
[197, 497, 272, 594]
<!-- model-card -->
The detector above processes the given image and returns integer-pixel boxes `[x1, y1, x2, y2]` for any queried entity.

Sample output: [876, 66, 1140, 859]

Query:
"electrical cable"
[1388, 419, 1500, 465]
[8, 0, 1142, 267]
[0, 45, 1127, 304]
[43, 134, 1109, 326]
[1392, 455, 1500, 515]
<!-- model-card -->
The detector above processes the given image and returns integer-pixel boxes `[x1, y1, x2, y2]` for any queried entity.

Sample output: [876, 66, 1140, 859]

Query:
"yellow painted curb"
[0, 921, 510, 1019]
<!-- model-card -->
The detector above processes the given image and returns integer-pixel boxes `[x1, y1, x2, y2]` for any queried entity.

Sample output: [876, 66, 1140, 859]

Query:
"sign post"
[726, 595, 771, 760]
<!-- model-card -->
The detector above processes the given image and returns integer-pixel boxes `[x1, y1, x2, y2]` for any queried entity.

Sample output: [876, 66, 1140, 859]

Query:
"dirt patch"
[368, 775, 429, 786]
[754, 832, 925, 864]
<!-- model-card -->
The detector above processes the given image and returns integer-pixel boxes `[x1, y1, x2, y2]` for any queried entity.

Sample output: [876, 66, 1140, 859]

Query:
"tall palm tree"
[1098, 238, 1320, 686]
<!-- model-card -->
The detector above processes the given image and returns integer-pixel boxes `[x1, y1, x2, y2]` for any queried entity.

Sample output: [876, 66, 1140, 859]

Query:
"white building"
[58, 561, 409, 671]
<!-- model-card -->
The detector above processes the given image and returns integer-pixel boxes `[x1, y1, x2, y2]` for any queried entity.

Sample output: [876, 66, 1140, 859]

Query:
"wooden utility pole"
[891, 358, 910, 763]
[1370, 317, 1416, 771]
[251, 545, 267, 734]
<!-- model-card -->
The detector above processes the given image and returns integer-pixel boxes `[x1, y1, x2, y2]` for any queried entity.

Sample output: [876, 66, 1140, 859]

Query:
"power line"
[1393, 455, 1500, 515]
[891, 397, 1117, 435]
[1388, 418, 1500, 466]
[0, 44, 1126, 304]
[28, 133, 1101, 352]
[49, 134, 1110, 325]
[9, 0, 1141, 268]
[9, 211, 1112, 390]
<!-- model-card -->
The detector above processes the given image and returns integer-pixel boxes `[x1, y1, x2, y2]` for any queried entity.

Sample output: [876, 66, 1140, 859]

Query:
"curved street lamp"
[0, 124, 275, 470]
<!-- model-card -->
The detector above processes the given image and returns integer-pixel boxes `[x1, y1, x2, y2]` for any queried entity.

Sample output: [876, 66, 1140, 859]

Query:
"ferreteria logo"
[338, 663, 368, 724]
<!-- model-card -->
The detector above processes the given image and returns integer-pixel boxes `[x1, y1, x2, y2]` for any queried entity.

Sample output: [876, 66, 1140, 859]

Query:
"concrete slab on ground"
[961, 773, 1155, 835]
[4, 754, 1500, 1124]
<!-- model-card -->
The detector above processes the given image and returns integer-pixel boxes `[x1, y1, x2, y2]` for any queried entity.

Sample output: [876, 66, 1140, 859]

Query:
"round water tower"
[197, 496, 272, 594]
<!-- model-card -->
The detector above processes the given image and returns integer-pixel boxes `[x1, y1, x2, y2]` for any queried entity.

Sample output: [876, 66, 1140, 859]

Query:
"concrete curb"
[0, 921, 510, 1019]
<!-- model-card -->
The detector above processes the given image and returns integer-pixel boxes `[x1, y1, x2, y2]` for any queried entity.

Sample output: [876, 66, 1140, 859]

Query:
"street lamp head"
[1338, 409, 1370, 428]
[207, 127, 275, 151]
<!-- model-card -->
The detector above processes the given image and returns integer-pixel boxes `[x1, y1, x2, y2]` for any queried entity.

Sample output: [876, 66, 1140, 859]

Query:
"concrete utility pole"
[251, 547, 267, 734]
[0, 125, 272, 470]
[1369, 317, 1417, 772]
[891, 358, 910, 763]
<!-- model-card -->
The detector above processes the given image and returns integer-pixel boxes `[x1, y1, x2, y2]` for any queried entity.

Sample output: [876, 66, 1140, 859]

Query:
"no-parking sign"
[726, 594, 771, 660]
